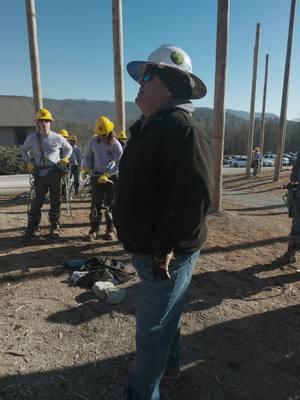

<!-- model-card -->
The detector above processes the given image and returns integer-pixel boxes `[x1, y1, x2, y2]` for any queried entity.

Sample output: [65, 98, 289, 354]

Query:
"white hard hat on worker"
[127, 44, 207, 100]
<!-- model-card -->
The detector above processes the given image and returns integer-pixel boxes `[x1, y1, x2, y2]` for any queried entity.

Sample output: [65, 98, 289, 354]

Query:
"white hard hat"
[127, 44, 207, 99]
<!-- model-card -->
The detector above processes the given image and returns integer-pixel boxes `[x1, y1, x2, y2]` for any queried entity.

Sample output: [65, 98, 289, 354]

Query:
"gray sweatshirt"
[22, 130, 73, 176]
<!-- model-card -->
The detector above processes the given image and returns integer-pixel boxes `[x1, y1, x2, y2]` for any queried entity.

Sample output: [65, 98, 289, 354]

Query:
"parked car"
[229, 155, 247, 168]
[263, 153, 289, 166]
[262, 158, 274, 167]
[223, 155, 233, 165]
[284, 153, 296, 165]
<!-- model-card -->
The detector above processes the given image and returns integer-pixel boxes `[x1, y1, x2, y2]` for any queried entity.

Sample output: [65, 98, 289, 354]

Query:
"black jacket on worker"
[113, 101, 213, 259]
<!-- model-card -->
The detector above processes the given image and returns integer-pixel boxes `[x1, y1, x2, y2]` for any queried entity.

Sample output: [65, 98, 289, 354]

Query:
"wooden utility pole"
[274, 0, 297, 181]
[112, 0, 126, 133]
[246, 23, 260, 177]
[25, 0, 43, 112]
[259, 53, 269, 153]
[211, 0, 230, 212]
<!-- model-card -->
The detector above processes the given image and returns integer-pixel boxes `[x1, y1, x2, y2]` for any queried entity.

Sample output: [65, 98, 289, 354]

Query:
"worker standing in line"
[113, 45, 213, 399]
[59, 129, 69, 141]
[83, 116, 123, 241]
[68, 135, 82, 196]
[22, 108, 72, 239]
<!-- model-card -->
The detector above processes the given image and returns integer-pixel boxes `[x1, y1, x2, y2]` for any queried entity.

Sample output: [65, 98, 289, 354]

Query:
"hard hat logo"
[171, 52, 184, 65]
[41, 110, 47, 117]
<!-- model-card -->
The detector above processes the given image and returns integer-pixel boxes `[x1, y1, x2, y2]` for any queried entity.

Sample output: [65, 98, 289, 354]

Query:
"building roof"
[0, 95, 35, 127]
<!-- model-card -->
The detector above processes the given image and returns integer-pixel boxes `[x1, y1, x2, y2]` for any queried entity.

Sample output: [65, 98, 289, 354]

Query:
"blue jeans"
[128, 250, 200, 400]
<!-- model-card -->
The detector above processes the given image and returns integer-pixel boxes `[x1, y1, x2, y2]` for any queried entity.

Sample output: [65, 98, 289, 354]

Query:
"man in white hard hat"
[113, 45, 213, 399]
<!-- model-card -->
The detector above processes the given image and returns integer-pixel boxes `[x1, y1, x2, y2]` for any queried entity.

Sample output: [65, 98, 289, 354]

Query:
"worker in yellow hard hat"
[83, 116, 123, 241]
[21, 108, 72, 239]
[117, 131, 128, 147]
[59, 129, 69, 139]
[68, 134, 82, 195]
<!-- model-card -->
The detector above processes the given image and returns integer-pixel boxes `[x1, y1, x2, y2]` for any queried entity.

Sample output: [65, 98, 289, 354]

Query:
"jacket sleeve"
[152, 125, 213, 258]
[290, 160, 300, 182]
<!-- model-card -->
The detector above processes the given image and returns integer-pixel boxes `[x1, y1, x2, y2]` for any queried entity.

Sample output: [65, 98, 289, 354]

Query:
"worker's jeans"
[127, 250, 200, 400]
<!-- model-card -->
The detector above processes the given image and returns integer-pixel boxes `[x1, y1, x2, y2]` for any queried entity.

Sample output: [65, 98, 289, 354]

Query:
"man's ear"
[163, 85, 173, 99]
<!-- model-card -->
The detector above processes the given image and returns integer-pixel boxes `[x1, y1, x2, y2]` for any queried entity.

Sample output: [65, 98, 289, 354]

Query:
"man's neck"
[38, 130, 50, 136]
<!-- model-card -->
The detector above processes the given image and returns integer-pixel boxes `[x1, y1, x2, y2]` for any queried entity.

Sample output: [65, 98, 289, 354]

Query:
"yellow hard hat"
[118, 131, 127, 140]
[254, 147, 260, 152]
[36, 108, 54, 121]
[70, 134, 77, 142]
[94, 116, 114, 136]
[59, 129, 69, 138]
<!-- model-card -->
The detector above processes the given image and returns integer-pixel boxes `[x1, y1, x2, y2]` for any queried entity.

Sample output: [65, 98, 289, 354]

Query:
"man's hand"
[26, 161, 35, 174]
[58, 157, 69, 168]
[152, 251, 175, 280]
[97, 172, 110, 184]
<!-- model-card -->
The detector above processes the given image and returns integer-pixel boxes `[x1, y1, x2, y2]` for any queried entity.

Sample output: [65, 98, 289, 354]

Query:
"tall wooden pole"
[25, 0, 43, 112]
[274, 0, 297, 181]
[259, 53, 269, 153]
[112, 0, 126, 133]
[211, 0, 230, 212]
[246, 23, 260, 177]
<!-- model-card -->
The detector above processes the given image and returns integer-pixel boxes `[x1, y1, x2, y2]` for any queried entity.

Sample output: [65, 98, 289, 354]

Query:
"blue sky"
[1, 0, 299, 119]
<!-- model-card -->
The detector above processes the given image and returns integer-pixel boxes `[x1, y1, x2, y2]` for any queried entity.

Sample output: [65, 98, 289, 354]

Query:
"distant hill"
[42, 98, 280, 125]
[43, 98, 140, 126]
[226, 109, 279, 120]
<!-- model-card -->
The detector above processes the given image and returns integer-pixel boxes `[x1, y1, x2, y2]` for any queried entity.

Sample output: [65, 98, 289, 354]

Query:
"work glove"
[58, 157, 69, 168]
[81, 168, 91, 179]
[152, 251, 175, 280]
[97, 172, 110, 184]
[26, 161, 35, 174]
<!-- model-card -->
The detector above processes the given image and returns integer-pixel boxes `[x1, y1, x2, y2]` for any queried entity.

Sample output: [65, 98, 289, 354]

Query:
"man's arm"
[61, 137, 73, 159]
[21, 135, 33, 163]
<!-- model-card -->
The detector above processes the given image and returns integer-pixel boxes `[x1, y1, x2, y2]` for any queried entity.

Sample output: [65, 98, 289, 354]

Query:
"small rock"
[106, 288, 127, 304]
[92, 281, 115, 299]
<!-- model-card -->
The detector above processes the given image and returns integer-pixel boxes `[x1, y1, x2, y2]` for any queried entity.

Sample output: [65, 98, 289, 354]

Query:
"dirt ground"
[0, 169, 299, 400]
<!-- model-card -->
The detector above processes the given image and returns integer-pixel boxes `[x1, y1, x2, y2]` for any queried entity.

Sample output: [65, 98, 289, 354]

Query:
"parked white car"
[262, 158, 274, 167]
[263, 153, 289, 166]
[229, 156, 247, 168]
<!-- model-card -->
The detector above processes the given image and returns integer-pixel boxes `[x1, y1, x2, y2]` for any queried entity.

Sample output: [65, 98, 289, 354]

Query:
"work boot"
[287, 243, 297, 265]
[50, 225, 61, 238]
[22, 223, 39, 241]
[88, 229, 99, 241]
[22, 228, 36, 241]
[104, 230, 115, 241]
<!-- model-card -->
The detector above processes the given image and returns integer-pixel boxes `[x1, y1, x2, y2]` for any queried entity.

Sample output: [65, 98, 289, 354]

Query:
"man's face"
[37, 119, 51, 135]
[135, 67, 172, 118]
